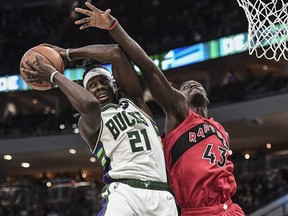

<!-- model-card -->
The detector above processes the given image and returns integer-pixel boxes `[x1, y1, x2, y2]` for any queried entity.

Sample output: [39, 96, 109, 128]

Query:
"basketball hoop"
[236, 0, 288, 61]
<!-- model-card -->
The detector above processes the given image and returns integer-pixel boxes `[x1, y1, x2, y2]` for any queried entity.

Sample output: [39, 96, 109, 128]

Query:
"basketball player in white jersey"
[22, 44, 178, 215]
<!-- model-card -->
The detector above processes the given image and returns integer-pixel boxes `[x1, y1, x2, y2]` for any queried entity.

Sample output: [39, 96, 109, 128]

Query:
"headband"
[83, 68, 112, 89]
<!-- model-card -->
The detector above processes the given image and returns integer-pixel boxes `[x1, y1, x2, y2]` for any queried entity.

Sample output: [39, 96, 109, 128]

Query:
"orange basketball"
[19, 45, 65, 91]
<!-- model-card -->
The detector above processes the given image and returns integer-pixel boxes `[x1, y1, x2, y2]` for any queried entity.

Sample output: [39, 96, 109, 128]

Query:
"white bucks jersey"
[93, 98, 167, 183]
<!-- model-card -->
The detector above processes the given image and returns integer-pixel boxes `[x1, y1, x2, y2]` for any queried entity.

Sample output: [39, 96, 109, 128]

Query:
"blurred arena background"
[1, 0, 288, 215]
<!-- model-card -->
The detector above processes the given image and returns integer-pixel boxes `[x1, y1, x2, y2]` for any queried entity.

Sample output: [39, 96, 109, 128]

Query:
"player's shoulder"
[101, 103, 120, 112]
[120, 97, 147, 111]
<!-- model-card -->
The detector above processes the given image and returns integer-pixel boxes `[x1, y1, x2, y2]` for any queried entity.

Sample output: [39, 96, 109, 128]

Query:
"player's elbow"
[108, 44, 126, 62]
[82, 98, 100, 115]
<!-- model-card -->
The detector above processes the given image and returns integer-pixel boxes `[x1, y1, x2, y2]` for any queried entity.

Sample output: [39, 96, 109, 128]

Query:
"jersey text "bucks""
[105, 111, 148, 140]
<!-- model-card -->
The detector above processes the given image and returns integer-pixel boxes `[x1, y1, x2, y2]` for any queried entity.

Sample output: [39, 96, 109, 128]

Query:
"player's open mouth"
[190, 88, 199, 93]
[98, 93, 110, 103]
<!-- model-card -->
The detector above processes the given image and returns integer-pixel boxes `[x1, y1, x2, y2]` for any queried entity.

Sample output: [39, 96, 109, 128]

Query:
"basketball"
[19, 45, 65, 91]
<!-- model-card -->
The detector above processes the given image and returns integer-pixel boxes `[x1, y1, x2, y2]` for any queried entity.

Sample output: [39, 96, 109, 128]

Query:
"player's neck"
[191, 106, 208, 118]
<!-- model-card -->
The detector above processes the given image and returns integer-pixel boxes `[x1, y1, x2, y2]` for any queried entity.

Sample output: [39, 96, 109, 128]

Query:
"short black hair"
[77, 58, 118, 89]
[81, 59, 109, 80]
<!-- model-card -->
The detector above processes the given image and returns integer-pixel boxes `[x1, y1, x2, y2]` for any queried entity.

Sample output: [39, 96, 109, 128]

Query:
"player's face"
[180, 80, 208, 105]
[86, 75, 118, 106]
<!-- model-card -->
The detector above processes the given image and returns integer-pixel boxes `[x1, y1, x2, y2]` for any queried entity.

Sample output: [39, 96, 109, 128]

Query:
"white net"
[236, 0, 288, 61]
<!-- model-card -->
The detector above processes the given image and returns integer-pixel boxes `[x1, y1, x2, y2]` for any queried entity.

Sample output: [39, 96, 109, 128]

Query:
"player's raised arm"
[22, 56, 101, 148]
[74, 2, 188, 119]
[45, 43, 153, 118]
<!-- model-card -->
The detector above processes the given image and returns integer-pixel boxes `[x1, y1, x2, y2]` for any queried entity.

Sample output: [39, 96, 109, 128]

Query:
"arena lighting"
[266, 143, 272, 149]
[21, 162, 30, 168]
[3, 155, 12, 160]
[5, 102, 17, 116]
[69, 149, 76, 154]
[44, 106, 51, 114]
[262, 65, 269, 70]
[90, 157, 96, 163]
[81, 173, 87, 178]
[1, 32, 249, 92]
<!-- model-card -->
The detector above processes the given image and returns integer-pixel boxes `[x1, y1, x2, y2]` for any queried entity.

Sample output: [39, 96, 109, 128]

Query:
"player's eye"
[102, 79, 110, 85]
[89, 82, 96, 88]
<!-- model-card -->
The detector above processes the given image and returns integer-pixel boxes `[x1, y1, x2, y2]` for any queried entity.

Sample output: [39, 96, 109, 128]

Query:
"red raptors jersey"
[162, 109, 237, 209]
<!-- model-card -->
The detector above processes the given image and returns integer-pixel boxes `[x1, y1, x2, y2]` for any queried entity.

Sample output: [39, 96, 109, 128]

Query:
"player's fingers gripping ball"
[20, 45, 65, 90]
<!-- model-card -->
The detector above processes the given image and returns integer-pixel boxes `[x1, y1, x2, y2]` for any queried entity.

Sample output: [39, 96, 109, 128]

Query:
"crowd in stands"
[0, 176, 103, 216]
[209, 69, 288, 105]
[1, 156, 288, 215]
[0, 0, 247, 76]
[234, 167, 288, 214]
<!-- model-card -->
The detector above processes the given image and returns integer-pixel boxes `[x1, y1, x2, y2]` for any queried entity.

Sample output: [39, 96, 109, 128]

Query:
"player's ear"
[113, 83, 119, 98]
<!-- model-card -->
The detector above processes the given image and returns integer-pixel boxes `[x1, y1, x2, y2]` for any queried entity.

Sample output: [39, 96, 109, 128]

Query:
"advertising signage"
[1, 32, 248, 92]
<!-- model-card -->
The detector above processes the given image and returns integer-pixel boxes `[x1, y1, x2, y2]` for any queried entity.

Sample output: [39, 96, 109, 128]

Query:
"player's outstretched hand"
[74, 2, 115, 30]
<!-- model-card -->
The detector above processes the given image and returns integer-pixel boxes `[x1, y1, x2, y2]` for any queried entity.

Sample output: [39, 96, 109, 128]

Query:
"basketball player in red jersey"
[74, 2, 245, 215]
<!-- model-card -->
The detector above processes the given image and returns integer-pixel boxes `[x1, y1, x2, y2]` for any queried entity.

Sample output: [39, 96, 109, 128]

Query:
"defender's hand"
[74, 2, 114, 30]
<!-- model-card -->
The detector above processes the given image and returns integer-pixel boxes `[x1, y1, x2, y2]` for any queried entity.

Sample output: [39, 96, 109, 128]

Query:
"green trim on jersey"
[101, 103, 120, 112]
[92, 119, 103, 154]
[96, 142, 107, 167]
